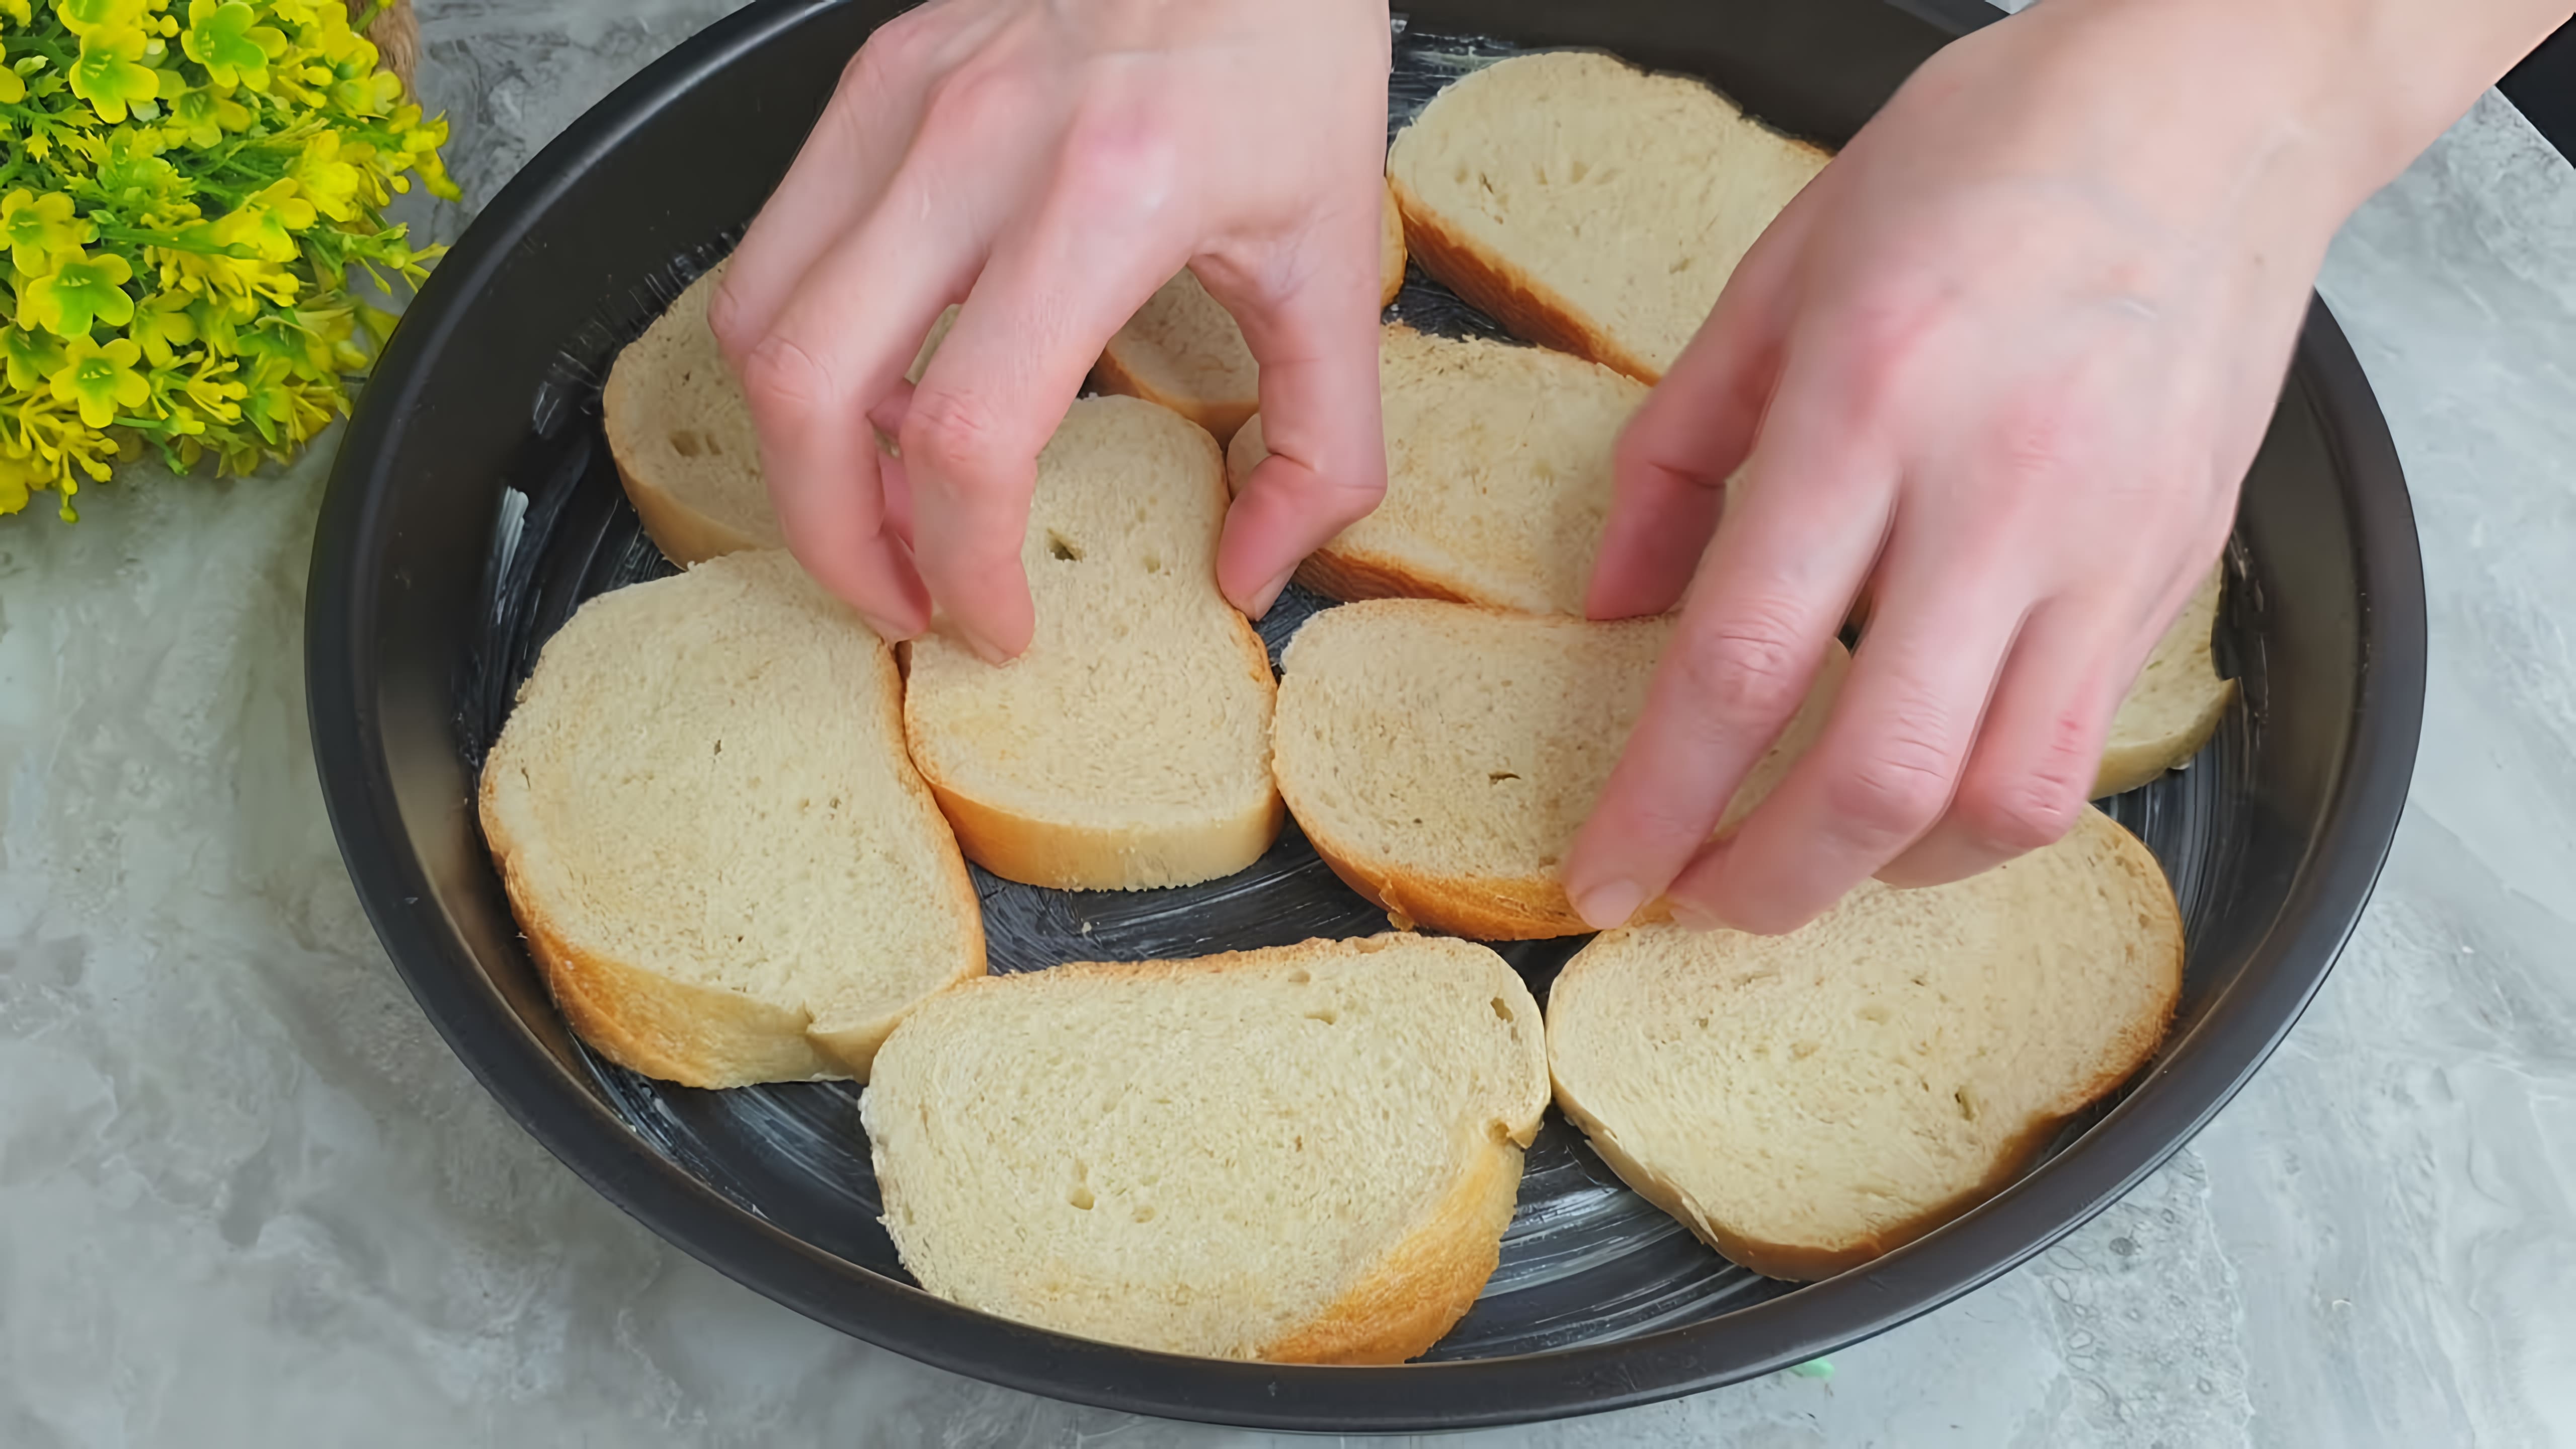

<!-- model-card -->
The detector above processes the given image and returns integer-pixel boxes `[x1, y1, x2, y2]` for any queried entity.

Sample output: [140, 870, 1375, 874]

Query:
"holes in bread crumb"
[1568, 159, 1590, 184]
[1068, 1187, 1095, 1211]
[1668, 256, 1696, 275]
[1858, 1004, 1890, 1024]
[1489, 997, 1512, 1022]
[1286, 968, 1310, 984]
[1046, 531, 1084, 561]
[1132, 1205, 1156, 1223]
[1954, 1088, 1979, 1122]
[1305, 1007, 1339, 1026]
[1142, 552, 1163, 574]
[669, 429, 712, 457]
[1488, 771, 1520, 783]
[1790, 1040, 1819, 1060]
[1069, 1159, 1094, 1210]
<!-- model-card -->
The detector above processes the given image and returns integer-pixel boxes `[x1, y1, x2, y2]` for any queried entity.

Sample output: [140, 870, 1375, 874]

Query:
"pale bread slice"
[1387, 50, 1830, 383]
[2095, 564, 2235, 796]
[477, 550, 985, 1088]
[861, 933, 1548, 1362]
[1271, 600, 1847, 938]
[1546, 806, 2182, 1281]
[1227, 324, 1646, 614]
[902, 395, 1282, 890]
[602, 262, 954, 566]
[1090, 180, 1410, 445]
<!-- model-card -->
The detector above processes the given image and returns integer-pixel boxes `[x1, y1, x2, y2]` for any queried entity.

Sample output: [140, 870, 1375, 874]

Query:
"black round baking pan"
[305, 0, 2426, 1430]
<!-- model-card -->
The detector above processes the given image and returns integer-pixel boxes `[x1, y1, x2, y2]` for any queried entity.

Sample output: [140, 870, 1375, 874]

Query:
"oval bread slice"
[1387, 50, 1830, 383]
[1228, 324, 1647, 614]
[477, 551, 985, 1088]
[2095, 564, 2235, 796]
[1272, 600, 1847, 938]
[902, 395, 1282, 891]
[862, 933, 1548, 1363]
[1546, 807, 2182, 1281]
[602, 263, 954, 566]
[1090, 179, 1409, 445]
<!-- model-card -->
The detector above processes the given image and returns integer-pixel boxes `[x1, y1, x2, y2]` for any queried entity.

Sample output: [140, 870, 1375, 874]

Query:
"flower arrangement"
[0, 0, 454, 520]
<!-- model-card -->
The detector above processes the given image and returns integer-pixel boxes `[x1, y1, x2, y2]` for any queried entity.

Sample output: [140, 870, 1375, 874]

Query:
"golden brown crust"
[1545, 809, 2182, 1282]
[1290, 547, 1480, 609]
[1390, 175, 1663, 385]
[909, 613, 1285, 892]
[1378, 175, 1409, 308]
[1298, 820, 1669, 940]
[1258, 1140, 1525, 1363]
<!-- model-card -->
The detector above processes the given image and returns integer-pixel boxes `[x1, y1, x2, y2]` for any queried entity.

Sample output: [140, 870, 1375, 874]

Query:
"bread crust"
[1300, 821, 1663, 940]
[1546, 808, 2182, 1281]
[905, 610, 1286, 892]
[1389, 173, 1665, 386]
[477, 590, 985, 1088]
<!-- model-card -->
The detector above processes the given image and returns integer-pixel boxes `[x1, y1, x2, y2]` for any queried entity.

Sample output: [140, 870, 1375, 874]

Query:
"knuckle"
[1957, 769, 2084, 854]
[1825, 724, 1958, 843]
[1671, 605, 1814, 723]
[899, 386, 1014, 485]
[736, 334, 840, 426]
[705, 275, 753, 360]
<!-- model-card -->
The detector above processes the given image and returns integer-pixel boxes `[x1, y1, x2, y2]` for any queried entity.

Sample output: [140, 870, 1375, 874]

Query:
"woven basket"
[347, 0, 420, 96]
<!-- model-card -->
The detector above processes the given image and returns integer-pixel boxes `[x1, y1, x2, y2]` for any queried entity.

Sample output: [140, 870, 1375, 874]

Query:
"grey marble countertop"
[4, 3, 2572, 1444]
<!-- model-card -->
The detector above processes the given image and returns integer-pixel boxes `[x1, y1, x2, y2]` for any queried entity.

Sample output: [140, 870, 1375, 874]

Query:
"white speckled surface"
[3, 3, 2572, 1444]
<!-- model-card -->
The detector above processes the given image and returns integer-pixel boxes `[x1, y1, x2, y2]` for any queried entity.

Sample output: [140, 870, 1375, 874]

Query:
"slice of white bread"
[1227, 324, 1646, 614]
[2096, 564, 2234, 796]
[1090, 179, 1410, 445]
[902, 395, 1282, 890]
[1546, 806, 2182, 1281]
[1387, 50, 1830, 383]
[477, 550, 985, 1088]
[602, 262, 955, 566]
[1272, 600, 1847, 938]
[861, 933, 1548, 1362]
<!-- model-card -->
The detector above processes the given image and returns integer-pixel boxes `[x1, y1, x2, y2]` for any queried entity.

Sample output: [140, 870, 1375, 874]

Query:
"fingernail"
[1243, 567, 1296, 621]
[857, 611, 908, 644]
[1572, 878, 1645, 932]
[965, 630, 1013, 667]
[1669, 900, 1726, 932]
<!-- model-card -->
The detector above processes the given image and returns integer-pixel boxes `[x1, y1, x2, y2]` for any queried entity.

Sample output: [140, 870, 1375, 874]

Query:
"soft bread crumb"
[862, 933, 1547, 1362]
[1546, 807, 2182, 1280]
[902, 396, 1282, 890]
[1388, 50, 1829, 381]
[1272, 600, 1846, 938]
[476, 551, 985, 1087]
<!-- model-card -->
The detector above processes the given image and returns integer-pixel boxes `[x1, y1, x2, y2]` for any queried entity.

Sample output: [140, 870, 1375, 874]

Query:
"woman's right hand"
[712, 0, 1395, 659]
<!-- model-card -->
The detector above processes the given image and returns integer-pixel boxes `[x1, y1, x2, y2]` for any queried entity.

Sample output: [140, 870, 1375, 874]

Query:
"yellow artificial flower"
[17, 249, 136, 335]
[48, 332, 148, 426]
[0, 189, 96, 274]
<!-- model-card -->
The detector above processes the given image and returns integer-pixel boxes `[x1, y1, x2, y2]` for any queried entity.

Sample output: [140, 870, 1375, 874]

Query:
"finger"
[1561, 383, 1894, 933]
[709, 16, 944, 361]
[1585, 170, 1830, 622]
[1664, 530, 2031, 935]
[735, 159, 978, 639]
[901, 163, 1191, 659]
[1198, 192, 1390, 619]
[1873, 594, 2131, 889]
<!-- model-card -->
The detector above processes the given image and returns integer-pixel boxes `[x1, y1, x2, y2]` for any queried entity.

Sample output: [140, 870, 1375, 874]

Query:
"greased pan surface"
[306, 0, 2424, 1429]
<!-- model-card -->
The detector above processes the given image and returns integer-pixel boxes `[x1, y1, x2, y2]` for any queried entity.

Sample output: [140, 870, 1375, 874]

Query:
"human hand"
[710, 0, 1393, 658]
[1561, 0, 2400, 936]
